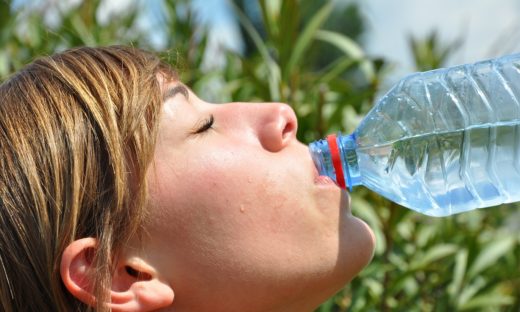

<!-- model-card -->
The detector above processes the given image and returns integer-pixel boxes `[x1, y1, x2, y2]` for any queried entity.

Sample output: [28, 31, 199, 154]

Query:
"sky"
[360, 0, 520, 81]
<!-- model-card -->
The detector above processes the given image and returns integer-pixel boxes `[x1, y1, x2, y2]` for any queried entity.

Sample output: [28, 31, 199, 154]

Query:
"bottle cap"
[326, 134, 346, 189]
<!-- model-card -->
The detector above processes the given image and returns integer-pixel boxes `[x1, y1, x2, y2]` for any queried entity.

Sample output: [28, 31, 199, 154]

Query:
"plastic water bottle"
[309, 53, 520, 216]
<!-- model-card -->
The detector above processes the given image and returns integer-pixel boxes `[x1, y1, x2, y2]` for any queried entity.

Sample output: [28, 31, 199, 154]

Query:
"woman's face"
[143, 81, 375, 311]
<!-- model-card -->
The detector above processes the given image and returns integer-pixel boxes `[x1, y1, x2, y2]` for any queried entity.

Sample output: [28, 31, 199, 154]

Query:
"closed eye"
[192, 115, 214, 134]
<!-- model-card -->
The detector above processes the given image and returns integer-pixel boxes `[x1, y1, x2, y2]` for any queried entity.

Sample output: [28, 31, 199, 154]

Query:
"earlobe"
[61, 238, 175, 311]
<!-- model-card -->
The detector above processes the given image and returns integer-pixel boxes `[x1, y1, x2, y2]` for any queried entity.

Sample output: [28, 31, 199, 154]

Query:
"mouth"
[314, 174, 337, 185]
[310, 151, 337, 186]
[308, 146, 351, 214]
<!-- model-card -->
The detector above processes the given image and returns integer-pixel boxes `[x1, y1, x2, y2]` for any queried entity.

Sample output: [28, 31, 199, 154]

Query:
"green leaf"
[0, 51, 8, 78]
[0, 0, 11, 30]
[448, 248, 468, 299]
[285, 1, 333, 78]
[314, 29, 375, 81]
[467, 236, 516, 278]
[459, 291, 515, 310]
[457, 277, 487, 307]
[230, 1, 281, 101]
[316, 56, 357, 85]
[409, 244, 458, 270]
[258, 0, 279, 40]
[278, 0, 299, 70]
[69, 14, 97, 45]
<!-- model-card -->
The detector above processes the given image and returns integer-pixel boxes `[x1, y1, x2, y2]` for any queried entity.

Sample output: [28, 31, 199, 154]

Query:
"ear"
[60, 237, 174, 311]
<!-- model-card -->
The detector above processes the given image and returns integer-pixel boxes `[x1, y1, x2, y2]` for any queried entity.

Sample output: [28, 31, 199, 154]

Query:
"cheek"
[145, 157, 275, 284]
[146, 146, 303, 248]
[146, 149, 257, 236]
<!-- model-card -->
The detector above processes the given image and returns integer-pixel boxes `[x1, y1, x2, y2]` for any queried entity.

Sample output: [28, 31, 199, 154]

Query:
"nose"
[255, 103, 298, 152]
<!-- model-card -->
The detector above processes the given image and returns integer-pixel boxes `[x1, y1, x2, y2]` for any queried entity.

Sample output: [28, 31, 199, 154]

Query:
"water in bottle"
[309, 53, 520, 216]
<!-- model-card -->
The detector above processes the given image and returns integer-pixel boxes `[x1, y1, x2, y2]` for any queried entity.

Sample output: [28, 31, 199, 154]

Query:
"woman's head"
[143, 82, 375, 311]
[0, 46, 375, 312]
[0, 46, 173, 311]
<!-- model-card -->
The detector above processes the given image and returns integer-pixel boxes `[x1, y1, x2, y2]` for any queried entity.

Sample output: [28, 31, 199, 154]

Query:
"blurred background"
[1, 0, 519, 310]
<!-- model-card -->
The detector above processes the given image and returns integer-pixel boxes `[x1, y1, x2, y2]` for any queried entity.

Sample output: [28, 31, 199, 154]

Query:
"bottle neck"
[337, 133, 361, 190]
[309, 132, 361, 190]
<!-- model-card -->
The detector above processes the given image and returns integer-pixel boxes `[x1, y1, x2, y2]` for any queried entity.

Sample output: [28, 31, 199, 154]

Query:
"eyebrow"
[163, 84, 190, 102]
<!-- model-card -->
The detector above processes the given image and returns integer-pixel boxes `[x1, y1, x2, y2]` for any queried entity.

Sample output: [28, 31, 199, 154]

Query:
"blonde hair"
[0, 46, 175, 311]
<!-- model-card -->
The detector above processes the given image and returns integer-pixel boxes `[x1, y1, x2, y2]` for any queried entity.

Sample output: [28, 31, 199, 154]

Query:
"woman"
[0, 46, 375, 311]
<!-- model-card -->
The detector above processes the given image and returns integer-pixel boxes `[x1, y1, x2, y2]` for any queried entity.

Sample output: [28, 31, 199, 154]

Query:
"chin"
[336, 214, 376, 281]
[355, 216, 376, 263]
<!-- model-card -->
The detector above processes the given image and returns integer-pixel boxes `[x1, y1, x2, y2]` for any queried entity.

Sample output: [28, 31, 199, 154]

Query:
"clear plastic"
[310, 53, 520, 216]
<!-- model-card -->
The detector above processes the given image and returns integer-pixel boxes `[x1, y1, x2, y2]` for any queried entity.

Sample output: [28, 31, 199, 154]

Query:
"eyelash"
[193, 115, 214, 134]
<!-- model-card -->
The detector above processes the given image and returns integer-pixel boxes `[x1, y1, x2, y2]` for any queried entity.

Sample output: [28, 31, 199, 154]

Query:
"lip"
[310, 158, 338, 187]
[306, 143, 341, 188]
[307, 151, 352, 214]
[310, 156, 351, 214]
[314, 174, 337, 186]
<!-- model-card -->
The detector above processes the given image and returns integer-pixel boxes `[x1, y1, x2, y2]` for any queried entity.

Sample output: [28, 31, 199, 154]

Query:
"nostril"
[282, 119, 296, 139]
[280, 104, 298, 140]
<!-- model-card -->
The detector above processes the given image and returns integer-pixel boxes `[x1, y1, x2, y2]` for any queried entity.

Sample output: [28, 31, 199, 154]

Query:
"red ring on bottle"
[326, 134, 346, 189]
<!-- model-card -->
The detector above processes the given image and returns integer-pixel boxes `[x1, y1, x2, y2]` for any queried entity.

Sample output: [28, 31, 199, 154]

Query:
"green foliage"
[0, 0, 518, 311]
[409, 30, 463, 71]
[342, 197, 519, 312]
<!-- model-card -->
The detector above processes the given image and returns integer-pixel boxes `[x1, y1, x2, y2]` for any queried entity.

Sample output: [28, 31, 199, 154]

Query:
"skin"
[137, 81, 376, 312]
